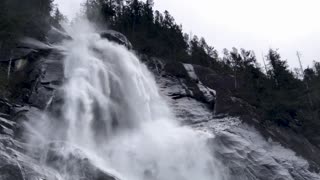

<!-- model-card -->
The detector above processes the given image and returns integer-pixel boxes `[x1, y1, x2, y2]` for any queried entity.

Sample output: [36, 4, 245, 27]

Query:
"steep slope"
[0, 24, 226, 180]
[0, 26, 320, 180]
[145, 57, 320, 179]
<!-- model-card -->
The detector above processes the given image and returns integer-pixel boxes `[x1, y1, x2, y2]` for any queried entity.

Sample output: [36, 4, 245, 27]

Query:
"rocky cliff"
[0, 29, 320, 180]
[143, 56, 320, 171]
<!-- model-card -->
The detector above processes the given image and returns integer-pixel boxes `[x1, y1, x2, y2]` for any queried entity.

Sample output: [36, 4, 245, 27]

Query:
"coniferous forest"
[1, 0, 320, 151]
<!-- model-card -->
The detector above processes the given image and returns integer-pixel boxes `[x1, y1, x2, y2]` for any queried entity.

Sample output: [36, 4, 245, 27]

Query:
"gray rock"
[0, 163, 24, 180]
[45, 142, 118, 180]
[154, 61, 217, 110]
[47, 27, 72, 44]
[27, 53, 64, 109]
[100, 30, 133, 49]
[5, 48, 64, 109]
[146, 56, 320, 173]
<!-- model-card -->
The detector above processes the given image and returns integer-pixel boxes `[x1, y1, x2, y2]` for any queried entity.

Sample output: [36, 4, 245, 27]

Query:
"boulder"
[100, 30, 133, 49]
[161, 61, 216, 109]
[45, 142, 118, 180]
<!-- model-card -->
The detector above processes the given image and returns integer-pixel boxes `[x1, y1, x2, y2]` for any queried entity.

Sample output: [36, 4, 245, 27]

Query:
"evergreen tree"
[264, 49, 303, 126]
[51, 8, 66, 29]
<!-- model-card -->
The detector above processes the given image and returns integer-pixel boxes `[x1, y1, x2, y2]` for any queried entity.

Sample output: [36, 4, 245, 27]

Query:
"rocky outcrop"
[145, 57, 259, 117]
[45, 142, 118, 180]
[211, 124, 320, 180]
[146, 58, 320, 179]
[0, 98, 43, 180]
[1, 29, 320, 179]
[145, 56, 320, 173]
[101, 30, 133, 49]
[0, 29, 132, 180]
[0, 43, 64, 179]
[144, 58, 216, 110]
[0, 99, 18, 136]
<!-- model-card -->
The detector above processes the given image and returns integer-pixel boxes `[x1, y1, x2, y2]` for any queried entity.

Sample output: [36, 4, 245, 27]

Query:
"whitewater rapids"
[24, 20, 228, 180]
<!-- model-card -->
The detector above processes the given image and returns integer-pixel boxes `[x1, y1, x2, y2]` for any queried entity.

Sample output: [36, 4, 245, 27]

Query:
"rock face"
[152, 60, 216, 110]
[100, 30, 133, 49]
[145, 56, 320, 177]
[1, 29, 320, 180]
[0, 29, 132, 180]
[0, 44, 65, 180]
[0, 99, 44, 180]
[43, 142, 118, 180]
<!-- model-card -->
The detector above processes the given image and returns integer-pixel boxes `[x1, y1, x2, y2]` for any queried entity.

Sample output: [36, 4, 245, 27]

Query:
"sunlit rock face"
[1, 19, 320, 180]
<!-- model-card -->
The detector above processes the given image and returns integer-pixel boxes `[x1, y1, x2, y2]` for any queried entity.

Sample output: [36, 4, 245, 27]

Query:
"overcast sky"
[55, 0, 320, 68]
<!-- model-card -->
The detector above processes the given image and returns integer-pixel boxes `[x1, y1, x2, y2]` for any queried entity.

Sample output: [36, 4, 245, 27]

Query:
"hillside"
[1, 0, 320, 180]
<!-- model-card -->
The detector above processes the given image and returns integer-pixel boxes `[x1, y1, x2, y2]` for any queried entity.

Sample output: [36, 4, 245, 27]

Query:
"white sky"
[55, 0, 320, 68]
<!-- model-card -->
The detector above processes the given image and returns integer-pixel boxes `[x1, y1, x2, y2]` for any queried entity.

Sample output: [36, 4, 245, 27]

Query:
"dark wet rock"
[0, 99, 21, 137]
[0, 46, 40, 63]
[101, 30, 133, 49]
[7, 48, 38, 63]
[26, 53, 64, 109]
[4, 47, 64, 109]
[45, 142, 118, 180]
[28, 86, 54, 108]
[0, 164, 24, 180]
[0, 99, 14, 116]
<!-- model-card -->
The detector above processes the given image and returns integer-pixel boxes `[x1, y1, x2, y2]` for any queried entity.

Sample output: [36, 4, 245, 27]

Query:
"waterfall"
[25, 20, 228, 180]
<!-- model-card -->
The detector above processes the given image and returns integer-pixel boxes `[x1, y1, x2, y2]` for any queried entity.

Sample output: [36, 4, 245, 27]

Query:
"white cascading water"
[26, 20, 228, 180]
